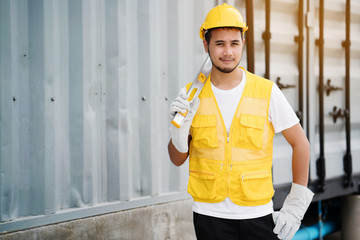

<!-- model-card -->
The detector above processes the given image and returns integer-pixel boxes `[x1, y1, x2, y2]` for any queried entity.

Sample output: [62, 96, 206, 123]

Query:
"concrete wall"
[0, 199, 196, 240]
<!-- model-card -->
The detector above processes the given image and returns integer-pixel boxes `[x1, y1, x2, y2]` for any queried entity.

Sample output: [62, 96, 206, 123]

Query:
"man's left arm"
[272, 123, 314, 240]
[282, 123, 310, 186]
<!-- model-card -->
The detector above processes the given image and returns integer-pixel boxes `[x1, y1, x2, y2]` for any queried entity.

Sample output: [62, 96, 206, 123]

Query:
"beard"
[212, 61, 239, 73]
[209, 53, 240, 73]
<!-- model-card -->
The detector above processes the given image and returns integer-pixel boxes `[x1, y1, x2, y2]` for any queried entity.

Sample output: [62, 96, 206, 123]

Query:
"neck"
[210, 67, 243, 90]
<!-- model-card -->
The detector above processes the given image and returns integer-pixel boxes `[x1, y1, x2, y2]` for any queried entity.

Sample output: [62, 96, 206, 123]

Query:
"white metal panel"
[309, 0, 360, 181]
[246, 0, 360, 186]
[349, 2, 360, 175]
[272, 0, 303, 186]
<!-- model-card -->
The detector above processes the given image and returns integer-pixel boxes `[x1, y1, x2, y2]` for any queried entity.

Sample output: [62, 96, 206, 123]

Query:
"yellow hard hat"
[199, 3, 248, 40]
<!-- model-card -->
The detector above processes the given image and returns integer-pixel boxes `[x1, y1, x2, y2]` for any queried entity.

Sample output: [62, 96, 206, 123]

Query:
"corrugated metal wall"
[2, 0, 360, 234]
[0, 0, 217, 225]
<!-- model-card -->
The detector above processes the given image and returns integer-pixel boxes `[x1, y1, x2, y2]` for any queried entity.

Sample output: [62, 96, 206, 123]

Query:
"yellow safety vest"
[187, 67, 275, 206]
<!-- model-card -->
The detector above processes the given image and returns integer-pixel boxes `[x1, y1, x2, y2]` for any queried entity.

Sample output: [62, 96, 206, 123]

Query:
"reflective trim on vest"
[187, 68, 275, 206]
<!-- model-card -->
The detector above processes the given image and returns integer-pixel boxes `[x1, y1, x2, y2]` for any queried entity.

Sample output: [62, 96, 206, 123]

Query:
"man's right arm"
[168, 137, 190, 166]
[167, 88, 199, 167]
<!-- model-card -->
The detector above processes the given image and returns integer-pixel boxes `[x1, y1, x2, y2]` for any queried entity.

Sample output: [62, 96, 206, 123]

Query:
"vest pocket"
[188, 170, 216, 200]
[234, 114, 265, 149]
[191, 115, 218, 148]
[239, 171, 274, 201]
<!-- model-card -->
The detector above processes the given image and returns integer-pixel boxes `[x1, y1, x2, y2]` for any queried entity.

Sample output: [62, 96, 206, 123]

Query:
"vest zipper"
[227, 133, 231, 197]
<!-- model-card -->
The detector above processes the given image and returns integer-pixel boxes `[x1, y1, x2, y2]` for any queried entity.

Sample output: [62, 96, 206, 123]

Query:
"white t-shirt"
[183, 69, 299, 220]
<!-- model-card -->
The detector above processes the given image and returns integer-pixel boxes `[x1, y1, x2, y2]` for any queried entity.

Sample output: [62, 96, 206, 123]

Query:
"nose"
[223, 44, 232, 56]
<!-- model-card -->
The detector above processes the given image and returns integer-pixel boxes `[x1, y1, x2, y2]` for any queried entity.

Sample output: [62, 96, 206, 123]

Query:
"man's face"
[203, 28, 245, 73]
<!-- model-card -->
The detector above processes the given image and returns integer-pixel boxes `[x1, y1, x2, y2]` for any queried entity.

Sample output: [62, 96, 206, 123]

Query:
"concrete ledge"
[0, 199, 196, 240]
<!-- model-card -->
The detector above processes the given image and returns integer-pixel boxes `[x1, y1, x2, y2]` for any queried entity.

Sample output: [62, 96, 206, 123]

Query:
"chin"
[218, 66, 238, 73]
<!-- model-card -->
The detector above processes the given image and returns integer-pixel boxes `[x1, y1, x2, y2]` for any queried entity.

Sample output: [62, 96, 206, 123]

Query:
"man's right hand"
[169, 91, 200, 153]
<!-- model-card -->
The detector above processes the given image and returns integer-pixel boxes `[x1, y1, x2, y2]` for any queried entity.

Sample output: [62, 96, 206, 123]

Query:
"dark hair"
[204, 27, 244, 45]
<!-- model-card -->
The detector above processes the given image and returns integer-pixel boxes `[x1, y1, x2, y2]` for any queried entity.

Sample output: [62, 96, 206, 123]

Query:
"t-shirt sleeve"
[269, 83, 299, 133]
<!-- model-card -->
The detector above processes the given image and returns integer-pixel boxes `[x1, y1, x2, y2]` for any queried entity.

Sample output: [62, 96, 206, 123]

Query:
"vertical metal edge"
[316, 0, 326, 193]
[342, 0, 353, 188]
[245, 0, 255, 73]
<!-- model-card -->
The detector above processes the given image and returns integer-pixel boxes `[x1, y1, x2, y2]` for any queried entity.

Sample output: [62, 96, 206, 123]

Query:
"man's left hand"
[273, 183, 314, 240]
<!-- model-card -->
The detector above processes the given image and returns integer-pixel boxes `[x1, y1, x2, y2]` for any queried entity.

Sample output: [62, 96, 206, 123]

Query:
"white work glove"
[169, 90, 200, 153]
[273, 183, 314, 240]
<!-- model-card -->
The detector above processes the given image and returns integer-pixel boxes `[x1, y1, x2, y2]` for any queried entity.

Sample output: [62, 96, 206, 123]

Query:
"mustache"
[219, 58, 235, 61]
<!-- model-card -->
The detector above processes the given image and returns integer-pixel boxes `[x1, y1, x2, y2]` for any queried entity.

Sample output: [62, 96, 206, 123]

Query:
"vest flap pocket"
[192, 115, 216, 128]
[188, 170, 216, 200]
[235, 114, 265, 149]
[191, 115, 218, 148]
[240, 114, 265, 130]
[238, 170, 274, 202]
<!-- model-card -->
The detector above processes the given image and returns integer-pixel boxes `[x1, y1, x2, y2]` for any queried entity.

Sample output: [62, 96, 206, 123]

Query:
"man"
[168, 3, 314, 240]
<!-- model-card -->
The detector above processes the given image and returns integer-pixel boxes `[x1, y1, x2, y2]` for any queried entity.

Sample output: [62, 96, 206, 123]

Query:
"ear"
[203, 39, 209, 53]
